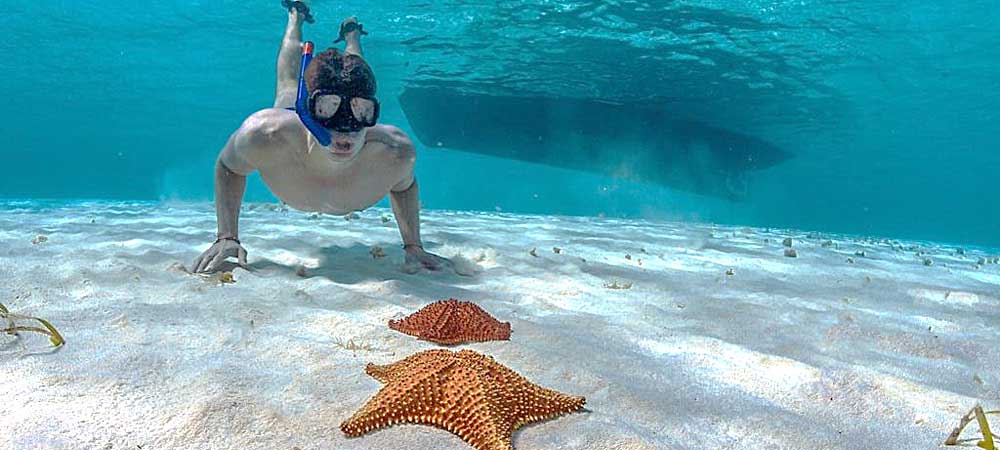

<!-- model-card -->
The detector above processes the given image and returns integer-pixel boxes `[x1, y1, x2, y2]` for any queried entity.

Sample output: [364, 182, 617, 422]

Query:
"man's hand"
[192, 238, 248, 273]
[404, 246, 452, 272]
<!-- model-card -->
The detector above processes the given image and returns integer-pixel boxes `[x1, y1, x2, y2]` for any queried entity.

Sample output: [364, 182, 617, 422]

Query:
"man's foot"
[282, 0, 314, 24]
[334, 16, 368, 43]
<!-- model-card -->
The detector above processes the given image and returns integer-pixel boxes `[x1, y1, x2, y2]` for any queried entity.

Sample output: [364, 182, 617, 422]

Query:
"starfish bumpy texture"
[388, 299, 512, 345]
[340, 349, 586, 450]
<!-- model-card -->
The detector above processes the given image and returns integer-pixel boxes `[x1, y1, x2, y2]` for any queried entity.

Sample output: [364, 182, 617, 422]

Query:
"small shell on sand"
[726, 268, 735, 276]
[31, 235, 48, 245]
[370, 246, 386, 259]
[822, 240, 835, 248]
[847, 257, 855, 264]
[784, 248, 798, 258]
[923, 258, 934, 266]
[344, 212, 361, 221]
[381, 215, 391, 223]
[603, 281, 633, 290]
[783, 238, 793, 247]
[855, 251, 866, 257]
[196, 271, 235, 284]
[529, 248, 538, 257]
[200, 271, 235, 284]
[625, 254, 632, 260]
[552, 247, 562, 254]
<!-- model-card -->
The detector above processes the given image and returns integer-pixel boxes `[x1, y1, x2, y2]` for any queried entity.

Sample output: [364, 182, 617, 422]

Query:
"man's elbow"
[215, 155, 238, 175]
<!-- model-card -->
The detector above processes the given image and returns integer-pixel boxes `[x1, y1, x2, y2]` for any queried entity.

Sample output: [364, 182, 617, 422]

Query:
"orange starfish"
[389, 299, 512, 345]
[341, 349, 585, 450]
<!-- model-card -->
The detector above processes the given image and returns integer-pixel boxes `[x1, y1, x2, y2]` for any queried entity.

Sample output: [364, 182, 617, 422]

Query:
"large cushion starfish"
[340, 349, 586, 450]
[389, 299, 512, 345]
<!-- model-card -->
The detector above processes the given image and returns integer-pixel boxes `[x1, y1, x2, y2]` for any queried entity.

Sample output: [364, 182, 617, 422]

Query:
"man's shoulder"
[366, 124, 415, 162]
[241, 108, 299, 133]
[233, 108, 300, 147]
[364, 125, 416, 192]
[366, 124, 412, 147]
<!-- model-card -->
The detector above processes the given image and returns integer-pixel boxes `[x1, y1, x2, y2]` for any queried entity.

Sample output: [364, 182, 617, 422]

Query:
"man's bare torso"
[220, 108, 415, 214]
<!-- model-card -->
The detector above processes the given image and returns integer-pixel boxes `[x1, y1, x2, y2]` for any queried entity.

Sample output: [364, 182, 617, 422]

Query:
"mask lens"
[350, 97, 377, 124]
[313, 94, 343, 120]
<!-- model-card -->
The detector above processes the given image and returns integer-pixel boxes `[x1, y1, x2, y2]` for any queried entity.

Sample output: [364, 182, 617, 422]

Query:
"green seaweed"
[945, 405, 1000, 448]
[0, 302, 65, 347]
[977, 405, 996, 450]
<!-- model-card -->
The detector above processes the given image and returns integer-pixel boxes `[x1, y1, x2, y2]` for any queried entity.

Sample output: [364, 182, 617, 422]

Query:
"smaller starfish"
[341, 349, 586, 450]
[389, 299, 512, 345]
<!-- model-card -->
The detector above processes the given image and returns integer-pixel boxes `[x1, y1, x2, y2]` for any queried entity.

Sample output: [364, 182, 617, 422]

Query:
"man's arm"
[214, 148, 247, 242]
[379, 127, 451, 271]
[383, 127, 420, 248]
[389, 176, 421, 249]
[215, 116, 272, 240]
[193, 112, 277, 273]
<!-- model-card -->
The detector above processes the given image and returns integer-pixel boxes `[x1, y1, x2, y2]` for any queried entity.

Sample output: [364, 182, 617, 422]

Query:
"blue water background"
[1, 1, 997, 247]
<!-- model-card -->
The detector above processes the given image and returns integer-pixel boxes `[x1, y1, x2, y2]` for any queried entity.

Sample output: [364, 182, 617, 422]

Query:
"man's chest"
[256, 143, 401, 214]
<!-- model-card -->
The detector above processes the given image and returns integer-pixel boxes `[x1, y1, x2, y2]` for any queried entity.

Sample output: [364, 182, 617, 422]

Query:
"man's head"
[304, 48, 379, 158]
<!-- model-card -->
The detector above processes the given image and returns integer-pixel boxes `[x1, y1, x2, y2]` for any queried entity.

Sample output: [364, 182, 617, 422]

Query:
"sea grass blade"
[977, 405, 996, 450]
[35, 318, 65, 347]
[0, 303, 64, 346]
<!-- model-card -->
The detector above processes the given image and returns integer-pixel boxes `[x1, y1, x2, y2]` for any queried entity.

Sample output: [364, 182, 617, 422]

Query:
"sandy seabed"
[1, 200, 998, 450]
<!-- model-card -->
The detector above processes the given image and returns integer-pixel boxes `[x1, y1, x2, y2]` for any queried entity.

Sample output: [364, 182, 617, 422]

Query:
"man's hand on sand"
[404, 246, 452, 272]
[192, 239, 248, 273]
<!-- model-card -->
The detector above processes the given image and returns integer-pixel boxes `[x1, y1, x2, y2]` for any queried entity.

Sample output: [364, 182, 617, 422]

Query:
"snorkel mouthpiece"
[294, 41, 332, 146]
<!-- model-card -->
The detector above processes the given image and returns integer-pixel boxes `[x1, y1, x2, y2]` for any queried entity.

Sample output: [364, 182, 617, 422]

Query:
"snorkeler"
[192, 1, 450, 274]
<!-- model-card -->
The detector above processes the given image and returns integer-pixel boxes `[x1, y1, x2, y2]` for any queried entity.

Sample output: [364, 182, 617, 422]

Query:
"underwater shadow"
[248, 243, 485, 291]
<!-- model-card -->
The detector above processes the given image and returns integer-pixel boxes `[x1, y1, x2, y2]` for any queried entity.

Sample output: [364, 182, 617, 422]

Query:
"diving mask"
[308, 90, 380, 132]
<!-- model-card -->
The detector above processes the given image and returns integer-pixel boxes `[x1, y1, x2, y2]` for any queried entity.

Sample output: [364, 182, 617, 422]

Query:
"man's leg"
[273, 5, 307, 109]
[340, 17, 365, 58]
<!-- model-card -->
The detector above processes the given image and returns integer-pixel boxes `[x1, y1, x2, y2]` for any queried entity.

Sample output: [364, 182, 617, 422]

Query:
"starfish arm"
[344, 355, 456, 435]
[440, 364, 513, 450]
[366, 349, 455, 383]
[460, 350, 586, 432]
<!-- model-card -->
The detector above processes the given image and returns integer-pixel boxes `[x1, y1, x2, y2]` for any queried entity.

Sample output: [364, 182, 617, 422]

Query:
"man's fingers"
[196, 254, 212, 273]
[237, 247, 248, 268]
[191, 255, 205, 273]
[195, 253, 213, 273]
[205, 252, 228, 273]
[423, 257, 443, 271]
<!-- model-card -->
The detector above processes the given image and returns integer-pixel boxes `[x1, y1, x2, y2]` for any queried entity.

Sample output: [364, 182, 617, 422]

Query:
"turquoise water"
[1, 1, 997, 247]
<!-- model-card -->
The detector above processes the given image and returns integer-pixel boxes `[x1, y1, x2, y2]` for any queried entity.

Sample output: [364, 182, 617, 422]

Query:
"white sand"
[1, 200, 998, 450]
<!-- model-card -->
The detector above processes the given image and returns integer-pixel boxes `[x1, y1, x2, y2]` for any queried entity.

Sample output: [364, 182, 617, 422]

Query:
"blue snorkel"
[295, 41, 332, 146]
